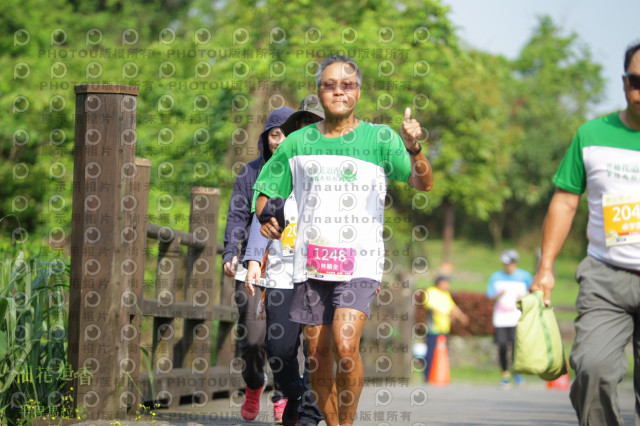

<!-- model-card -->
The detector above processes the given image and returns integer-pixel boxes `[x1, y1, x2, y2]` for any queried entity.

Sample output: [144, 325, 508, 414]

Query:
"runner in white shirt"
[253, 55, 433, 426]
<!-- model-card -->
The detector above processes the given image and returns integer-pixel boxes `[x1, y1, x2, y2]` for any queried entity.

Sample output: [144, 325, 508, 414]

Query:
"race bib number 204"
[602, 193, 640, 246]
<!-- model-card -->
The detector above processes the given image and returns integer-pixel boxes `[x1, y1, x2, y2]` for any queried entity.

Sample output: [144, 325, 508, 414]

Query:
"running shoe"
[273, 398, 287, 424]
[514, 374, 525, 386]
[241, 374, 267, 421]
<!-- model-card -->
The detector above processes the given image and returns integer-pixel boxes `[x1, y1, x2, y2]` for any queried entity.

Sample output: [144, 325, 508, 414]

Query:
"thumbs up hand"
[400, 107, 432, 191]
[400, 107, 423, 151]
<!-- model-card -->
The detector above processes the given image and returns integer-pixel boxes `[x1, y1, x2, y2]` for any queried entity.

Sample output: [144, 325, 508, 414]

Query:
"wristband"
[406, 144, 422, 156]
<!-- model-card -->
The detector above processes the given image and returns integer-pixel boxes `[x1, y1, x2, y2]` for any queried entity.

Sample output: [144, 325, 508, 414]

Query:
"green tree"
[416, 48, 517, 258]
[0, 0, 469, 273]
[0, 1, 604, 265]
[498, 15, 604, 244]
[0, 0, 238, 238]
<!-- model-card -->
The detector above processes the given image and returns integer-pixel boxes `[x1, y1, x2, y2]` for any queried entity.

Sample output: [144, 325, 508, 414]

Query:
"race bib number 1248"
[306, 243, 355, 278]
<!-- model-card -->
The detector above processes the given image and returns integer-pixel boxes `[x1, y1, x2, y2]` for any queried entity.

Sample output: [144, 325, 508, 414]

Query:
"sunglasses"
[624, 72, 640, 90]
[319, 81, 359, 92]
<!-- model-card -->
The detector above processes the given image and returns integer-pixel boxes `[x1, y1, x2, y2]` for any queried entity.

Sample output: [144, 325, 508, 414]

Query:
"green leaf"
[0, 331, 7, 360]
[0, 298, 7, 322]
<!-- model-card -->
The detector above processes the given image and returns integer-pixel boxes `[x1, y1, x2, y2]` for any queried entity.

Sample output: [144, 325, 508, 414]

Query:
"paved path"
[78, 381, 635, 425]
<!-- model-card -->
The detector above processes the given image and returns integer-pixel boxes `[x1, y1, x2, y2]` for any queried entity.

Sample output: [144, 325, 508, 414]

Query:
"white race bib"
[602, 193, 640, 246]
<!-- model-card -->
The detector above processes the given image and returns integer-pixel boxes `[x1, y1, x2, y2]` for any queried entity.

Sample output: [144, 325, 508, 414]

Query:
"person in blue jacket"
[222, 106, 295, 421]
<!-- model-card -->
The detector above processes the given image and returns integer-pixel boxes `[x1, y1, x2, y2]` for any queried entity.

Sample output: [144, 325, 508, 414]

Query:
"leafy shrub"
[450, 291, 494, 337]
[0, 247, 74, 424]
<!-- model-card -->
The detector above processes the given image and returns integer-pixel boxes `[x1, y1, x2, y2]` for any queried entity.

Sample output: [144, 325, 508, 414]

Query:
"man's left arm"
[401, 107, 433, 191]
[252, 148, 293, 240]
[255, 194, 282, 239]
[452, 305, 470, 326]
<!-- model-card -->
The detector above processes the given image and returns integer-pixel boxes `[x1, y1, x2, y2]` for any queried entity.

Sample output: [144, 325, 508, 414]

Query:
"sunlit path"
[75, 382, 634, 425]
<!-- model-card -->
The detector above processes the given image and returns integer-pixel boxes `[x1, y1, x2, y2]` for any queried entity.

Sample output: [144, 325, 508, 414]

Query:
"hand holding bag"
[513, 291, 568, 381]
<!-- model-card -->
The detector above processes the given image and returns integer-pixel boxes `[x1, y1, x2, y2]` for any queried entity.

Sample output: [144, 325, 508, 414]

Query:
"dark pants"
[265, 287, 323, 425]
[494, 326, 516, 372]
[234, 280, 284, 401]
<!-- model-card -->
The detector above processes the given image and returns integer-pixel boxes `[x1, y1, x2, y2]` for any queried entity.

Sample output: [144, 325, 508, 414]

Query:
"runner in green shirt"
[254, 55, 433, 426]
[531, 42, 640, 425]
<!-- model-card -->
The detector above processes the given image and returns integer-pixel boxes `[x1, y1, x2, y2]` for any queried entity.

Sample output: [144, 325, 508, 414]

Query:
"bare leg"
[333, 308, 366, 426]
[304, 324, 339, 426]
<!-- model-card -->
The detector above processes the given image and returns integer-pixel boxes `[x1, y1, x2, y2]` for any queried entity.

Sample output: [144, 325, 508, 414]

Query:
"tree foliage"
[507, 16, 604, 208]
[0, 2, 604, 252]
[497, 16, 604, 244]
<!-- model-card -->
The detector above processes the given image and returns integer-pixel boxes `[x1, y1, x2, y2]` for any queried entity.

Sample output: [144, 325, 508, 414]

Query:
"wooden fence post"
[126, 157, 151, 409]
[69, 84, 139, 420]
[175, 187, 220, 403]
[151, 232, 181, 407]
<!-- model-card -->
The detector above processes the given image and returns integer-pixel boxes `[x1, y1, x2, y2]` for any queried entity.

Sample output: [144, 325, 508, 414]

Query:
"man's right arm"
[530, 188, 581, 305]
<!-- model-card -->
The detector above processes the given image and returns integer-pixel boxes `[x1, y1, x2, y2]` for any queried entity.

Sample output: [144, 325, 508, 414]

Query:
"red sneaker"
[273, 398, 287, 424]
[241, 378, 267, 421]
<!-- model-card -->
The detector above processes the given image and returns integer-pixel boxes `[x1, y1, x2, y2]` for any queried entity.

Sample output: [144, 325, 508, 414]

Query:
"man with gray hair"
[253, 54, 433, 426]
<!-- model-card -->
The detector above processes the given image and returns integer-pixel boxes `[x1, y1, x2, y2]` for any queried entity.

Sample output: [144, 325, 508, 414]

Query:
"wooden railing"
[68, 84, 239, 420]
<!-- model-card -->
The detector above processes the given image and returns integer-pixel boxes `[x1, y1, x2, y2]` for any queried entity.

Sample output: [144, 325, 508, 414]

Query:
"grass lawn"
[414, 238, 582, 322]
[405, 235, 638, 389]
[445, 343, 635, 388]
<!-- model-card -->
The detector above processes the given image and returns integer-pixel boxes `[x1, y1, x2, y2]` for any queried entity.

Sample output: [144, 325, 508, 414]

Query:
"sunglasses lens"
[628, 74, 640, 90]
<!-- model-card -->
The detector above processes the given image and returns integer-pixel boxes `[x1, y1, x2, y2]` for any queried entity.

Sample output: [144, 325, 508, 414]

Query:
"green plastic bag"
[513, 291, 568, 381]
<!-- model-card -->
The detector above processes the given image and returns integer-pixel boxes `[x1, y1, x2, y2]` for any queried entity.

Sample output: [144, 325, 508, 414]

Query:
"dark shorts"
[289, 278, 379, 326]
[494, 326, 516, 345]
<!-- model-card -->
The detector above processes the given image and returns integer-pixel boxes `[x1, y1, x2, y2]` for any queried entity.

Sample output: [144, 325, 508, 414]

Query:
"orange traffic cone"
[547, 361, 570, 390]
[428, 335, 450, 386]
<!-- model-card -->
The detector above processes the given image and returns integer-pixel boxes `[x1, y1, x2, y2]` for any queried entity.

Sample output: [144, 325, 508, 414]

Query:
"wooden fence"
[67, 84, 415, 420]
[68, 84, 239, 419]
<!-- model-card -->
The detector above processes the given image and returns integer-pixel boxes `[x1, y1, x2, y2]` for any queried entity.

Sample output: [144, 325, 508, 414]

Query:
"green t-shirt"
[252, 121, 412, 283]
[554, 112, 640, 270]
